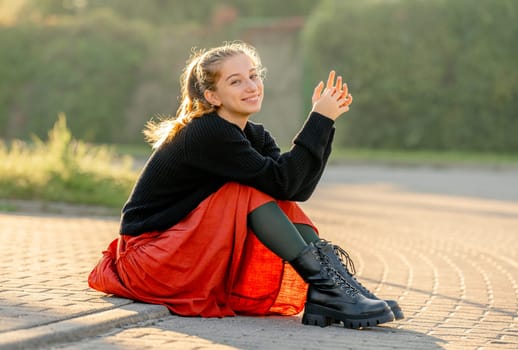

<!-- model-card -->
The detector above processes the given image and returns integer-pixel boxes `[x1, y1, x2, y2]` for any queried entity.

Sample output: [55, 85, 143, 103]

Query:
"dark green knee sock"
[248, 202, 308, 261]
[294, 223, 320, 244]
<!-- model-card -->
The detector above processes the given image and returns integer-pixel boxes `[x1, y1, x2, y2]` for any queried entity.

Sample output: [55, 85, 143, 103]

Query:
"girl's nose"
[245, 78, 259, 91]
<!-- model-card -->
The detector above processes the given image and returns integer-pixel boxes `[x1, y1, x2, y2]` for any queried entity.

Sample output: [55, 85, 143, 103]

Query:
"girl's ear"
[204, 90, 221, 107]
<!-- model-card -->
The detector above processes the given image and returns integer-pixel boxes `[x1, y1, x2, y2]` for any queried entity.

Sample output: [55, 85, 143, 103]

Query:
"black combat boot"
[315, 239, 404, 320]
[289, 242, 395, 329]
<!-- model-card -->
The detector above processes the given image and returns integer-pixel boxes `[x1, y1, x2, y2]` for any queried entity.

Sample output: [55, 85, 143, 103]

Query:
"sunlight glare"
[0, 0, 26, 26]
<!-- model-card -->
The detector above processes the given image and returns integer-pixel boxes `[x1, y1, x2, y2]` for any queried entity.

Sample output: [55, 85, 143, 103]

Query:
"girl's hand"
[311, 71, 353, 121]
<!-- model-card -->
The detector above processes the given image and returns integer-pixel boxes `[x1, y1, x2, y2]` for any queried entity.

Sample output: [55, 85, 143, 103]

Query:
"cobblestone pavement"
[1, 181, 517, 349]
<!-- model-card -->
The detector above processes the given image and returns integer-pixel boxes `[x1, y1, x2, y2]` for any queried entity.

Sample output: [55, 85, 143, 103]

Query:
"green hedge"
[302, 0, 518, 152]
[0, 10, 150, 142]
[2, 1, 517, 152]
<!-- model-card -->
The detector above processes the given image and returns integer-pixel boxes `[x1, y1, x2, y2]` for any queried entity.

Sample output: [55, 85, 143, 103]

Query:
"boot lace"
[316, 239, 357, 276]
[333, 244, 356, 276]
[319, 253, 359, 297]
[333, 244, 374, 295]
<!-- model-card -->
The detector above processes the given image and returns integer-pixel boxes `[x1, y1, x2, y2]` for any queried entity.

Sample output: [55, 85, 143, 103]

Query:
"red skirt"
[88, 182, 318, 317]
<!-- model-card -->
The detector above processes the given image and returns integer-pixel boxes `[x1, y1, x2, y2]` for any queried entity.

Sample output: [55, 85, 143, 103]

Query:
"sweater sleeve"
[290, 127, 335, 201]
[184, 112, 334, 201]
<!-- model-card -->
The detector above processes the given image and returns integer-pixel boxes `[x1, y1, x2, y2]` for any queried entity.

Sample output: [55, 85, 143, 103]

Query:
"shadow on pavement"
[80, 313, 446, 350]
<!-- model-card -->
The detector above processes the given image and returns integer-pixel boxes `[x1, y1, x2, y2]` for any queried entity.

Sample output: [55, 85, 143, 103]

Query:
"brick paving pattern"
[0, 215, 130, 332]
[1, 182, 517, 349]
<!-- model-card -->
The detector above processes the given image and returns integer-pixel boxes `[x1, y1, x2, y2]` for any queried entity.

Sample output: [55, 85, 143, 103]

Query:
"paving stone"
[1, 180, 517, 349]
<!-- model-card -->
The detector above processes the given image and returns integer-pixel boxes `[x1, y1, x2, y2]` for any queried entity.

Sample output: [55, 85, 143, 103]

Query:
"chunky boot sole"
[302, 303, 395, 329]
[333, 301, 404, 324]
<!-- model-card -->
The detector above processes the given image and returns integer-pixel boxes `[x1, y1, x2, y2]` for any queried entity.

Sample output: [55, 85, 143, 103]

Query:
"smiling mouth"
[243, 96, 261, 102]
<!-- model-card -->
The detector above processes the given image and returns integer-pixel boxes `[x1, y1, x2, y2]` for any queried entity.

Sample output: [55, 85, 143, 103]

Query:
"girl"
[89, 41, 402, 329]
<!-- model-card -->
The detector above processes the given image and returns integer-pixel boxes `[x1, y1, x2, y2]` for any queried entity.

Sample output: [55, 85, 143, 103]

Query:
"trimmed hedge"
[0, 10, 150, 142]
[2, 1, 516, 152]
[302, 0, 518, 151]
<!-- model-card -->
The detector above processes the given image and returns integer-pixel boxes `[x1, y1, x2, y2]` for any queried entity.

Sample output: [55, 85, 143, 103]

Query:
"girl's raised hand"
[311, 71, 353, 121]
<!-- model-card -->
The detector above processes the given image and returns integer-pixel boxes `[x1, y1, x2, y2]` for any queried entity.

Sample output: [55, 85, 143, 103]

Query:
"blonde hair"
[144, 41, 264, 149]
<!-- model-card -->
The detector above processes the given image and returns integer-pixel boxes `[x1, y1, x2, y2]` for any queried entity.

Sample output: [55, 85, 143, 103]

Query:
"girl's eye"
[230, 80, 240, 85]
[250, 74, 259, 80]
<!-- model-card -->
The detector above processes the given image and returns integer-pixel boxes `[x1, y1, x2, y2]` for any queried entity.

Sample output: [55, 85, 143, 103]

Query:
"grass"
[0, 114, 138, 210]
[112, 143, 153, 159]
[0, 201, 17, 212]
[116, 142, 518, 168]
[1, 116, 517, 214]
[328, 148, 518, 168]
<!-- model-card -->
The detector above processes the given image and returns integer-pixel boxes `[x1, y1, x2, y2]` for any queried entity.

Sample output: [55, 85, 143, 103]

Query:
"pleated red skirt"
[88, 182, 318, 317]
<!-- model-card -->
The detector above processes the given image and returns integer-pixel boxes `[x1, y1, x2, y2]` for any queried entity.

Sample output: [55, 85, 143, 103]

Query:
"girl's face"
[204, 53, 263, 127]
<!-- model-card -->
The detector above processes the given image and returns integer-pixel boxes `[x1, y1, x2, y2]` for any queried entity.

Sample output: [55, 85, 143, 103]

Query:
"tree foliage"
[0, 10, 152, 142]
[1, 0, 317, 143]
[302, 0, 518, 151]
[19, 0, 316, 23]
[2, 0, 517, 152]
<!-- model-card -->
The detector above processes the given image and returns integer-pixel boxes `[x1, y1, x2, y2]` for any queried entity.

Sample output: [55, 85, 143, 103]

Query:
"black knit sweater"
[120, 111, 335, 236]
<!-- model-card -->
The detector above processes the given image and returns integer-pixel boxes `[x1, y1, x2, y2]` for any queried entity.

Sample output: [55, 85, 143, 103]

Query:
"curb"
[0, 303, 170, 350]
